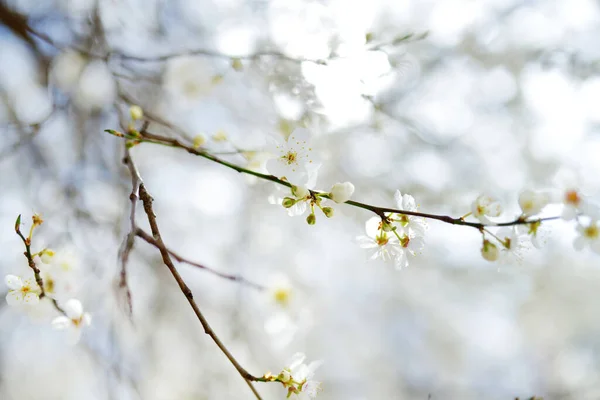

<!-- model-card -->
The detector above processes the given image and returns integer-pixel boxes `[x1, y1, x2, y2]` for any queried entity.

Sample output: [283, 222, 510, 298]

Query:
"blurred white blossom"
[472, 194, 503, 224]
[573, 220, 600, 254]
[518, 189, 550, 216]
[74, 60, 116, 110]
[51, 299, 91, 345]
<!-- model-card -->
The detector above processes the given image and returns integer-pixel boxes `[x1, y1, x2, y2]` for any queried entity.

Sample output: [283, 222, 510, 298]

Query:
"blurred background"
[1, 0, 600, 399]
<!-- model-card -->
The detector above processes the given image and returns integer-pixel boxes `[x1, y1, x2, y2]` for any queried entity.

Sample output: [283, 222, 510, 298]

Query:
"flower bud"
[322, 207, 334, 218]
[193, 134, 206, 148]
[282, 197, 296, 208]
[329, 182, 355, 204]
[40, 249, 55, 264]
[292, 185, 309, 199]
[129, 105, 143, 121]
[279, 369, 292, 383]
[481, 239, 499, 262]
[306, 213, 316, 225]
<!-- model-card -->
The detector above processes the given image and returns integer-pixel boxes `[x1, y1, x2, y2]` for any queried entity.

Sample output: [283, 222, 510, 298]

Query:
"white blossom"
[266, 129, 318, 185]
[329, 182, 355, 204]
[4, 274, 41, 306]
[471, 194, 502, 224]
[496, 227, 529, 263]
[518, 190, 550, 216]
[357, 217, 405, 266]
[51, 299, 92, 345]
[280, 353, 323, 398]
[50, 50, 87, 93]
[573, 220, 600, 254]
[393, 190, 427, 237]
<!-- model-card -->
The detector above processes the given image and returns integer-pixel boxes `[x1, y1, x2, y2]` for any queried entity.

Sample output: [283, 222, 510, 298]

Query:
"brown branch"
[118, 145, 142, 315]
[135, 228, 265, 291]
[136, 184, 265, 399]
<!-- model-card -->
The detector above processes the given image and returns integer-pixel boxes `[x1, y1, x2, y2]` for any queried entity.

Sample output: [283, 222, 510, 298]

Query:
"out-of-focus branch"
[118, 145, 142, 315]
[135, 228, 265, 290]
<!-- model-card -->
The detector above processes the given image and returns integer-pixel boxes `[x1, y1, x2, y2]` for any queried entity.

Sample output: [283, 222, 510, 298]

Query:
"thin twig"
[136, 183, 266, 399]
[107, 129, 563, 232]
[135, 228, 265, 290]
[118, 145, 142, 315]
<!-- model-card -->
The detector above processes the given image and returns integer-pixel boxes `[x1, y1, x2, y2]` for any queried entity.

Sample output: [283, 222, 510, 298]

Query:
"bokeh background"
[1, 0, 600, 399]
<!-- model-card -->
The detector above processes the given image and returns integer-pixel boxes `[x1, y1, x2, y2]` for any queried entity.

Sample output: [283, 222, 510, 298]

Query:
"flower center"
[282, 151, 297, 165]
[273, 288, 291, 306]
[565, 190, 581, 206]
[400, 235, 410, 248]
[584, 224, 599, 239]
[399, 215, 410, 227]
[376, 234, 389, 246]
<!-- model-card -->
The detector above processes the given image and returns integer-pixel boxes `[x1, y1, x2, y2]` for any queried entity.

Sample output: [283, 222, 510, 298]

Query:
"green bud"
[306, 213, 316, 225]
[282, 197, 296, 208]
[322, 207, 334, 218]
[15, 214, 21, 232]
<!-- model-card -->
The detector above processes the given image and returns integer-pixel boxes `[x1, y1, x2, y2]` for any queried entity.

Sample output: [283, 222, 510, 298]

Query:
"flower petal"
[6, 291, 24, 306]
[5, 275, 23, 290]
[64, 298, 83, 319]
[23, 292, 39, 305]
[52, 316, 71, 330]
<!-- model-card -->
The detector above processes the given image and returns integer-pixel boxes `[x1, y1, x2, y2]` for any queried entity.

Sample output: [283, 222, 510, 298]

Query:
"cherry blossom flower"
[51, 299, 92, 345]
[573, 220, 600, 254]
[393, 190, 427, 237]
[471, 194, 502, 224]
[329, 182, 355, 204]
[518, 190, 550, 216]
[4, 274, 41, 306]
[357, 217, 405, 266]
[496, 227, 529, 263]
[266, 129, 318, 185]
[277, 353, 323, 399]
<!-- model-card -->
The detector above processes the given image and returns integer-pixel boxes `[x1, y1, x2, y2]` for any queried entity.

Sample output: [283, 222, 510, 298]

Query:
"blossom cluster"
[473, 189, 600, 263]
[264, 353, 323, 399]
[7, 215, 91, 345]
[267, 128, 355, 225]
[357, 191, 427, 269]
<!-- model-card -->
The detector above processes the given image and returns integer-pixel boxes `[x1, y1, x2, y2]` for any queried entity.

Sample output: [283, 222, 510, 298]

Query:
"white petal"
[64, 299, 84, 319]
[393, 251, 408, 269]
[266, 158, 287, 178]
[402, 194, 417, 211]
[52, 316, 71, 330]
[364, 217, 382, 238]
[82, 313, 92, 326]
[287, 128, 310, 145]
[23, 292, 39, 305]
[5, 275, 23, 290]
[488, 202, 502, 217]
[6, 291, 24, 306]
[393, 190, 403, 208]
[288, 352, 307, 370]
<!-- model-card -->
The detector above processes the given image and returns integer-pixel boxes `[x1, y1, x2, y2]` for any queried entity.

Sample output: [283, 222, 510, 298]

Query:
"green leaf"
[14, 214, 21, 231]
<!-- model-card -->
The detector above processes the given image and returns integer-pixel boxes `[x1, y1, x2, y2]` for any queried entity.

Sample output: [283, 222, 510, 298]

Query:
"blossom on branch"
[471, 194, 503, 224]
[268, 352, 323, 399]
[573, 220, 600, 254]
[51, 299, 92, 345]
[329, 182, 355, 204]
[496, 227, 529, 263]
[518, 190, 549, 216]
[266, 129, 318, 186]
[4, 274, 41, 306]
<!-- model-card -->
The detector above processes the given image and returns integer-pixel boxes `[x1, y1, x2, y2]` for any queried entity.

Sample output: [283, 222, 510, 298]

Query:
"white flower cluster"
[267, 128, 355, 225]
[265, 352, 323, 399]
[5, 249, 91, 345]
[473, 189, 600, 263]
[357, 191, 427, 269]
